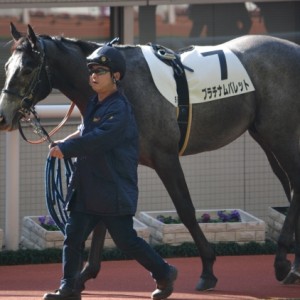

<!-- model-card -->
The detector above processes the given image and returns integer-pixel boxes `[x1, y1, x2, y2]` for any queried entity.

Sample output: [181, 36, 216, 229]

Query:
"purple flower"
[229, 210, 241, 222]
[156, 215, 165, 223]
[38, 216, 46, 225]
[200, 213, 211, 223]
[217, 210, 241, 222]
[217, 210, 229, 222]
[38, 215, 59, 231]
[47, 217, 56, 226]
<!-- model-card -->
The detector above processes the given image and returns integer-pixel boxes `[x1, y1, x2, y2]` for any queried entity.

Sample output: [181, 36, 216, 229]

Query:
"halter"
[2, 37, 75, 144]
[2, 38, 52, 115]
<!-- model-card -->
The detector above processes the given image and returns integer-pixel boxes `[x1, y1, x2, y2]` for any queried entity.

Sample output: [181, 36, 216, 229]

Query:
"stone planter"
[20, 216, 69, 250]
[138, 209, 266, 245]
[0, 228, 3, 251]
[20, 216, 149, 250]
[267, 206, 289, 242]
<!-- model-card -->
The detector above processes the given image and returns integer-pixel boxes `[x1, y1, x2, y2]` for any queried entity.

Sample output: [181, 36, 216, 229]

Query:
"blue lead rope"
[45, 156, 74, 234]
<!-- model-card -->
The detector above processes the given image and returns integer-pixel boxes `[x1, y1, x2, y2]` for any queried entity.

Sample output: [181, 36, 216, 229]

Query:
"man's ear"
[114, 72, 121, 81]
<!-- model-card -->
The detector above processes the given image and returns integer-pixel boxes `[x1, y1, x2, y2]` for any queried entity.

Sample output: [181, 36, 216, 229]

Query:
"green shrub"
[0, 240, 291, 266]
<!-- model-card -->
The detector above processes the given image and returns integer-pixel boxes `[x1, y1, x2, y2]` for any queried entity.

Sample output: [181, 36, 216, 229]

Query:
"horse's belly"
[183, 94, 255, 155]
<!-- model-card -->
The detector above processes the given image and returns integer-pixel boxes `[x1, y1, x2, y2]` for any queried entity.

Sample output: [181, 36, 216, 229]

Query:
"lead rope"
[45, 155, 74, 234]
[18, 102, 76, 233]
[18, 102, 76, 145]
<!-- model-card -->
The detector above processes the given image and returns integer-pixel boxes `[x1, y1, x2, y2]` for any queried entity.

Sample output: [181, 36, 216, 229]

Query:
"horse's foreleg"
[77, 221, 107, 291]
[152, 153, 217, 291]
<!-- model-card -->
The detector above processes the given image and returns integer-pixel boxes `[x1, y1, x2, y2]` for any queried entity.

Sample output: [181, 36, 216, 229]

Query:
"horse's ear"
[27, 24, 38, 50]
[10, 22, 22, 41]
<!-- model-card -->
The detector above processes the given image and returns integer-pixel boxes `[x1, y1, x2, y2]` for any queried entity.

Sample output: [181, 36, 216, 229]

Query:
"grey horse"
[1, 23, 300, 291]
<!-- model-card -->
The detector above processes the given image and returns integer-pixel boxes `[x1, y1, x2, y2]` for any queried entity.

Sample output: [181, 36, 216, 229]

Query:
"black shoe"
[43, 289, 81, 300]
[152, 265, 178, 300]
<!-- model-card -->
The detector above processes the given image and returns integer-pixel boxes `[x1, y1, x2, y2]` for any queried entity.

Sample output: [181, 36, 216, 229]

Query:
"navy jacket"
[59, 91, 139, 216]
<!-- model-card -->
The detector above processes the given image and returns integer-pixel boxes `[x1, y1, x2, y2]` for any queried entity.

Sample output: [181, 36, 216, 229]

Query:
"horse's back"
[226, 35, 300, 82]
[225, 34, 300, 54]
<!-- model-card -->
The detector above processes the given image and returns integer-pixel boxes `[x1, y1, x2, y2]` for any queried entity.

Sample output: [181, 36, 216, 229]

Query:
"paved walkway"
[0, 255, 299, 300]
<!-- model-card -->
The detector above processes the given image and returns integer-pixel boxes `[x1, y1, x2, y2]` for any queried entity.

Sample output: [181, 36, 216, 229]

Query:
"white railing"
[5, 105, 80, 250]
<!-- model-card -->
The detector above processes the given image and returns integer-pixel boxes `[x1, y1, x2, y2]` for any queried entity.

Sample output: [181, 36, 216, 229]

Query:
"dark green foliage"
[0, 248, 62, 265]
[0, 240, 290, 266]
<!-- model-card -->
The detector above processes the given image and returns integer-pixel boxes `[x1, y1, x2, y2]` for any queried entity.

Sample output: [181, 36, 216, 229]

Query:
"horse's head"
[0, 23, 52, 131]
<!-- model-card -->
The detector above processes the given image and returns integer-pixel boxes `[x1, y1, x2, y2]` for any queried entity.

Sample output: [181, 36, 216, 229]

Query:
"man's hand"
[49, 145, 64, 159]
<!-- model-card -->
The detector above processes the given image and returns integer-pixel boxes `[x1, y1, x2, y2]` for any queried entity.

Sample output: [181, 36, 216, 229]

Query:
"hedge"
[0, 239, 289, 266]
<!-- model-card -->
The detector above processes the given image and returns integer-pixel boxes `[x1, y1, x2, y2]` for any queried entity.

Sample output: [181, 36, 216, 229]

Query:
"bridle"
[1, 37, 75, 144]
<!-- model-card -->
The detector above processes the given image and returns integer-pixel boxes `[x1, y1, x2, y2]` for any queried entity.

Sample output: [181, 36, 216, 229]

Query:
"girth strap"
[148, 43, 193, 155]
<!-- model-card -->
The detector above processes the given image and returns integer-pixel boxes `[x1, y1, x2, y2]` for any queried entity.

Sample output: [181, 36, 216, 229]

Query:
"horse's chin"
[0, 122, 18, 132]
[0, 112, 22, 132]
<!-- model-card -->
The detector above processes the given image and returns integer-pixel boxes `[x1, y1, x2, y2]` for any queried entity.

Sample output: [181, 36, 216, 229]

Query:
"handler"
[43, 44, 177, 300]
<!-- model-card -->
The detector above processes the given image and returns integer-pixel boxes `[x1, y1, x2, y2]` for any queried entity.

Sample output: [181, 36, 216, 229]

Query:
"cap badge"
[100, 56, 107, 63]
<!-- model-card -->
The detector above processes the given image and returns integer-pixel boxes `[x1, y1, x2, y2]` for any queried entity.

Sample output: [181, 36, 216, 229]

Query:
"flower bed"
[20, 216, 150, 250]
[138, 209, 266, 245]
[20, 216, 69, 250]
[267, 206, 290, 242]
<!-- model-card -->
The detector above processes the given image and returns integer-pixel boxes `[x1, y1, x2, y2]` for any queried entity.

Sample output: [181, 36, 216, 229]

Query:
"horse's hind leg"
[251, 131, 300, 282]
[151, 152, 217, 291]
[248, 130, 291, 201]
[268, 149, 300, 283]
[77, 221, 107, 291]
[275, 195, 300, 282]
[249, 130, 300, 281]
[281, 216, 300, 284]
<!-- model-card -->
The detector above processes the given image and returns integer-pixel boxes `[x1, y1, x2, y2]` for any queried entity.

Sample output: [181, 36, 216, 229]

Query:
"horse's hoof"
[281, 265, 300, 285]
[274, 259, 291, 281]
[195, 276, 218, 291]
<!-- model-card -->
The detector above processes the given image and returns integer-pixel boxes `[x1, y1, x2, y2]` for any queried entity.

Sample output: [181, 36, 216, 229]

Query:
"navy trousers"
[60, 211, 170, 290]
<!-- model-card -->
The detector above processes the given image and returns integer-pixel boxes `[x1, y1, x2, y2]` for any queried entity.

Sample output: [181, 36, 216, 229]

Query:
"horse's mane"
[11, 33, 100, 57]
[50, 36, 99, 56]
[11, 31, 139, 60]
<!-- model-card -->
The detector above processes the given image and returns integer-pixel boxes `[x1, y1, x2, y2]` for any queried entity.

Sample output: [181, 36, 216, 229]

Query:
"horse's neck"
[53, 78, 91, 115]
[62, 89, 91, 115]
[47, 39, 94, 114]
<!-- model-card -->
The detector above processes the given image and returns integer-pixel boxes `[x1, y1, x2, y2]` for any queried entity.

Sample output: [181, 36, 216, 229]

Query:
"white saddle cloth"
[139, 44, 255, 107]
